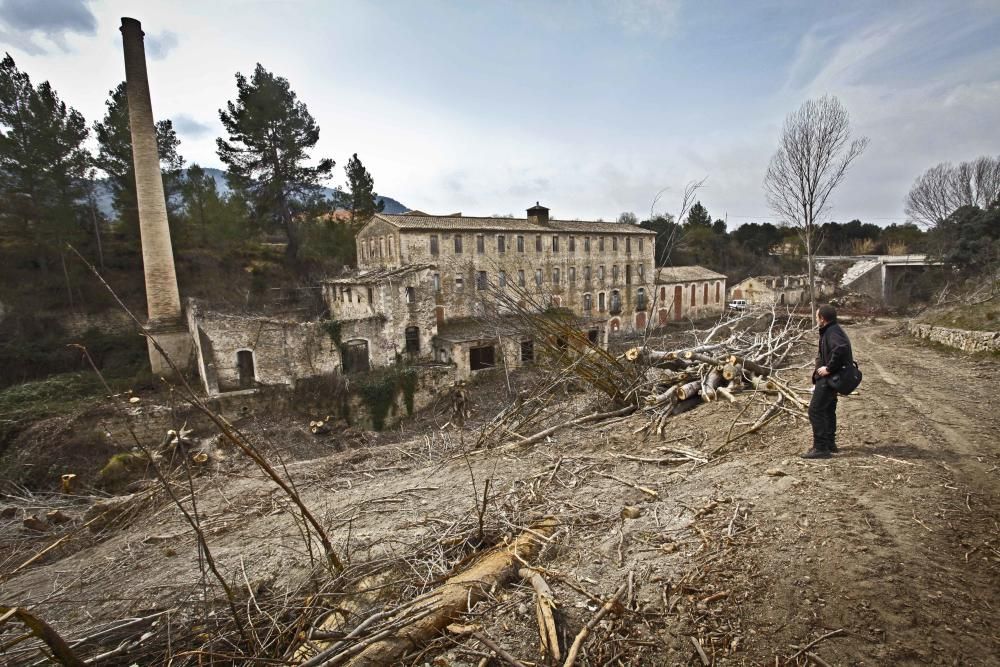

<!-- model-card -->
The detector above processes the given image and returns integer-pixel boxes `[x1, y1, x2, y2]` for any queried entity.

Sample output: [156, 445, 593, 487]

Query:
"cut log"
[519, 568, 563, 662]
[341, 517, 558, 666]
[676, 381, 702, 402]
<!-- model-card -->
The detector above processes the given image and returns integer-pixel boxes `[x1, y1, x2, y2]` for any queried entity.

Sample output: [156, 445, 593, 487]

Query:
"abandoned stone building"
[653, 266, 728, 322]
[729, 274, 834, 307]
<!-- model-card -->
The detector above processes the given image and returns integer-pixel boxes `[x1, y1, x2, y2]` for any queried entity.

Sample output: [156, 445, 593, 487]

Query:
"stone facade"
[652, 266, 728, 324]
[729, 274, 833, 307]
[907, 322, 1000, 353]
[355, 206, 657, 328]
[187, 302, 340, 395]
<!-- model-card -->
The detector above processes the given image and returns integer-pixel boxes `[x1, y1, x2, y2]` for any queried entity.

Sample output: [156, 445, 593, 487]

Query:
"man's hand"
[816, 366, 830, 377]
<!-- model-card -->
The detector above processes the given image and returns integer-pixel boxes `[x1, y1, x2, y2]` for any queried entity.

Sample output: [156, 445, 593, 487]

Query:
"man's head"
[816, 304, 837, 326]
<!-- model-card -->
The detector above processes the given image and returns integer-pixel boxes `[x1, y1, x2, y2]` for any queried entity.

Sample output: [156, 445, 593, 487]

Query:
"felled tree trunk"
[343, 517, 558, 666]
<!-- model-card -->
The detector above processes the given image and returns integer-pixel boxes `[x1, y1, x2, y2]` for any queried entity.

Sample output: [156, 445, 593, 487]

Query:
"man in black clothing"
[804, 304, 853, 459]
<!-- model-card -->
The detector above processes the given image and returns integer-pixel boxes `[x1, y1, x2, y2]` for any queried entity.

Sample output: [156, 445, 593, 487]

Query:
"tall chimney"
[527, 202, 549, 225]
[120, 17, 191, 375]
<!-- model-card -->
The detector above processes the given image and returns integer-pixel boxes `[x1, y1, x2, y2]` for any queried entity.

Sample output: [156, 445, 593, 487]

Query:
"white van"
[728, 299, 748, 311]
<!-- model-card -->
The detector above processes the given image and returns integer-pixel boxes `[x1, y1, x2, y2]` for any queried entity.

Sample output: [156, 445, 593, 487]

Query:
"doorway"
[237, 350, 255, 389]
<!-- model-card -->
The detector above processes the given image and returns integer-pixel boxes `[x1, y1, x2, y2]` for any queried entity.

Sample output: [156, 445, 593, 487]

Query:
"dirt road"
[1, 321, 997, 665]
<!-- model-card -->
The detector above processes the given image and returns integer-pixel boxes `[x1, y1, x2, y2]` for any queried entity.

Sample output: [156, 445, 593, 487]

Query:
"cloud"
[0, 0, 95, 53]
[608, 0, 682, 37]
[172, 113, 214, 139]
[145, 30, 179, 60]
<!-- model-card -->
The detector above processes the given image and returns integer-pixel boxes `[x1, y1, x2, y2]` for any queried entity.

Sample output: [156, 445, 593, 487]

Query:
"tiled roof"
[372, 213, 656, 235]
[655, 266, 727, 283]
[322, 264, 434, 285]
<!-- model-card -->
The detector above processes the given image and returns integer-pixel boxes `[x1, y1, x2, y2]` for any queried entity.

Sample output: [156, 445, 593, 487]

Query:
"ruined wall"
[325, 268, 438, 368]
[398, 228, 656, 330]
[188, 305, 340, 394]
[357, 218, 402, 270]
[907, 322, 1000, 353]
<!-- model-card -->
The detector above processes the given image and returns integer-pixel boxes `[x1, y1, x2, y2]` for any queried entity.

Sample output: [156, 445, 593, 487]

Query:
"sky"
[2, 0, 999, 228]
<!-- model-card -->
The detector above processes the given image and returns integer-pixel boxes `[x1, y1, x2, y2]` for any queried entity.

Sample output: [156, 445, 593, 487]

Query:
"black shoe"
[800, 448, 832, 459]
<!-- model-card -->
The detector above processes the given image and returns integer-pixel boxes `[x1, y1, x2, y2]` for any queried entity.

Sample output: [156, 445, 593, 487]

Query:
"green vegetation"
[354, 365, 419, 431]
[920, 296, 1000, 332]
[0, 372, 103, 445]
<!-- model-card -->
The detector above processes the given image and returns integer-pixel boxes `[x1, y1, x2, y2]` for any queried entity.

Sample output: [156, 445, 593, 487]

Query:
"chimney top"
[120, 17, 144, 36]
[526, 202, 549, 225]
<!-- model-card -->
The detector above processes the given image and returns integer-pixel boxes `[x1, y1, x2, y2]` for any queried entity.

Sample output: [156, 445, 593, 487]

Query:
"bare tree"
[905, 155, 1000, 227]
[649, 177, 707, 268]
[764, 95, 868, 316]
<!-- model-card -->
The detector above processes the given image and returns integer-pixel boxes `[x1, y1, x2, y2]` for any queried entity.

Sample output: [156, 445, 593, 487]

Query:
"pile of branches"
[623, 310, 813, 438]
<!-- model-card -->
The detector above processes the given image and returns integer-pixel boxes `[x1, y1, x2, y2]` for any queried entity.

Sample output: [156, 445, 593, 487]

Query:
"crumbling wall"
[188, 304, 340, 394]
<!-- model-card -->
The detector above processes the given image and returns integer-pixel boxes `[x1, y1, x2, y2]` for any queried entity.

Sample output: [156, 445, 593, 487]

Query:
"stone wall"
[188, 302, 340, 394]
[907, 322, 1000, 353]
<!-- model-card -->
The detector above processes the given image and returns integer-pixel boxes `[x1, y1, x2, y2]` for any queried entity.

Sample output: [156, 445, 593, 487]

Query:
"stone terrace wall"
[907, 322, 1000, 353]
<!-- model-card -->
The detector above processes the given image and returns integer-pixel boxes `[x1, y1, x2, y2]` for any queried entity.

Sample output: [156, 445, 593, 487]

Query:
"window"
[599, 265, 605, 281]
[639, 238, 644, 252]
[584, 266, 591, 282]
[626, 265, 632, 285]
[598, 292, 606, 312]
[613, 265, 619, 283]
[455, 276, 464, 291]
[637, 287, 647, 311]
[476, 234, 485, 254]
[588, 329, 599, 344]
[405, 326, 420, 354]
[569, 267, 576, 283]
[535, 269, 543, 286]
[429, 234, 439, 255]
[517, 235, 524, 252]
[388, 237, 393, 257]
[569, 236, 576, 252]
[583, 293, 592, 311]
[715, 281, 721, 302]
[626, 237, 631, 253]
[454, 234, 463, 253]
[470, 345, 496, 371]
[638, 264, 644, 281]
[367, 287, 374, 303]
[613, 237, 618, 251]
[553, 267, 560, 285]
[406, 286, 415, 303]
[585, 236, 591, 252]
[520, 340, 534, 363]
[552, 235, 560, 252]
[477, 271, 487, 290]
[499, 270, 507, 288]
[497, 235, 506, 253]
[690, 283, 696, 306]
[536, 235, 542, 252]
[433, 273, 441, 292]
[518, 269, 526, 287]
[610, 290, 622, 314]
[599, 236, 605, 251]
[703, 283, 709, 304]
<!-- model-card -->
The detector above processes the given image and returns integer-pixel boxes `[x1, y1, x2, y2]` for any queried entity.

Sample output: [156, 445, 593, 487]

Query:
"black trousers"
[809, 379, 838, 450]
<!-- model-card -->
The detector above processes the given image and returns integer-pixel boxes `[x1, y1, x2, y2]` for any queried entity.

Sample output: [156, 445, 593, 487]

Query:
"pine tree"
[344, 153, 384, 224]
[0, 54, 90, 270]
[685, 201, 712, 228]
[216, 64, 334, 260]
[93, 82, 183, 237]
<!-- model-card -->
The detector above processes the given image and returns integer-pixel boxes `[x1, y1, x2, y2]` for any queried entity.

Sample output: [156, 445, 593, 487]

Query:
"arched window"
[690, 283, 696, 306]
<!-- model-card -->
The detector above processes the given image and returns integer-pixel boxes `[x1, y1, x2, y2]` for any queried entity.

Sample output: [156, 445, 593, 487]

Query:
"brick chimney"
[527, 202, 549, 225]
[121, 17, 191, 376]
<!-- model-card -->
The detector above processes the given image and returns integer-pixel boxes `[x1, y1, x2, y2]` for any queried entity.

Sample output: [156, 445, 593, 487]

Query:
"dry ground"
[1, 320, 998, 665]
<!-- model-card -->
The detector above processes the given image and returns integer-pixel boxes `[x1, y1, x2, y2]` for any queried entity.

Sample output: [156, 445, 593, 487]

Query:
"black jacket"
[813, 321, 853, 383]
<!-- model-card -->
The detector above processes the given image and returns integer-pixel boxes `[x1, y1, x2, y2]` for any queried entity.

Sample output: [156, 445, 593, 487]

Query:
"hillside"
[90, 167, 409, 217]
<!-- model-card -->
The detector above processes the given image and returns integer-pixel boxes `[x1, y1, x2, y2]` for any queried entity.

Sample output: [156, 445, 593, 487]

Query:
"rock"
[765, 468, 787, 477]
[46, 509, 72, 524]
[23, 515, 47, 532]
